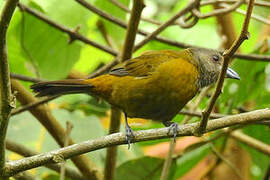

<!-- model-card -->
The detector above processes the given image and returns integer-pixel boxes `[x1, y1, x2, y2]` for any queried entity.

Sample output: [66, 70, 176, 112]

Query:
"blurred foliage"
[4, 0, 270, 179]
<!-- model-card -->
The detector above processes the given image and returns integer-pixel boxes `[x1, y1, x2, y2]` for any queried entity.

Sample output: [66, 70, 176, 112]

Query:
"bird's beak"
[226, 67, 240, 80]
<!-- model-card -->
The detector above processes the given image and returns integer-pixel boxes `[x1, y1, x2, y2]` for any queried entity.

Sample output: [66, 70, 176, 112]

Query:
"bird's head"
[188, 47, 240, 88]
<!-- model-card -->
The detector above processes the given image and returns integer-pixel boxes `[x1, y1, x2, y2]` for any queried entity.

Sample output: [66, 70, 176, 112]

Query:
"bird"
[31, 48, 240, 146]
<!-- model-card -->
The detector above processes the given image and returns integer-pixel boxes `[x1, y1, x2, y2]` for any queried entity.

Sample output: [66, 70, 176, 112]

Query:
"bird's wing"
[109, 50, 183, 77]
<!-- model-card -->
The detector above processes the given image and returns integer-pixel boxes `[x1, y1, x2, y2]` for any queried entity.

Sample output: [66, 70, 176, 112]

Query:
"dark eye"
[213, 55, 219, 61]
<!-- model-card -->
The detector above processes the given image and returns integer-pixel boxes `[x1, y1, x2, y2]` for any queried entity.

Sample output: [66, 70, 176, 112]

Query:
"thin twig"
[104, 107, 121, 180]
[0, 0, 18, 178]
[60, 122, 73, 180]
[210, 143, 243, 180]
[13, 171, 35, 180]
[133, 0, 200, 51]
[219, 2, 270, 26]
[160, 139, 176, 180]
[109, 0, 160, 25]
[104, 1, 145, 180]
[11, 96, 58, 116]
[197, 0, 255, 135]
[2, 108, 270, 177]
[192, 0, 243, 19]
[10, 73, 43, 83]
[179, 110, 225, 119]
[5, 139, 84, 180]
[88, 59, 118, 78]
[229, 130, 270, 155]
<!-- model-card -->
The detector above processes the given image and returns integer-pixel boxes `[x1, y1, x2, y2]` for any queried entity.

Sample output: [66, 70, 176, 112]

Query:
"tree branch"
[2, 108, 270, 177]
[0, 0, 18, 177]
[197, 0, 255, 135]
[5, 139, 84, 180]
[229, 130, 270, 155]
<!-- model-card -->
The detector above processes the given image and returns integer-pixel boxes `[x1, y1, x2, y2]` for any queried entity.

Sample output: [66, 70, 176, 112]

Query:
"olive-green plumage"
[31, 48, 240, 141]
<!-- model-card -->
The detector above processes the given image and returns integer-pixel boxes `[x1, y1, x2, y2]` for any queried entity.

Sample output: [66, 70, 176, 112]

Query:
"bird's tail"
[31, 79, 94, 97]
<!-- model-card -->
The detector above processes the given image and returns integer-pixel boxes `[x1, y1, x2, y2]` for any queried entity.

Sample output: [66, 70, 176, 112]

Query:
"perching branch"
[0, 0, 18, 177]
[197, 0, 255, 135]
[2, 108, 270, 177]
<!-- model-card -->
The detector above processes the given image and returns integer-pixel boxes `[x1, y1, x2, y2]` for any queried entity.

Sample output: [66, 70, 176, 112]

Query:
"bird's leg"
[163, 121, 179, 142]
[124, 112, 135, 149]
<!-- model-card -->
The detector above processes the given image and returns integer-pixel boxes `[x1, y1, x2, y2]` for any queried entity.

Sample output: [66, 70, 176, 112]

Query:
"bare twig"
[88, 59, 118, 78]
[229, 130, 270, 155]
[0, 0, 18, 177]
[18, 3, 118, 57]
[179, 110, 225, 119]
[210, 143, 243, 180]
[13, 171, 35, 180]
[160, 139, 176, 180]
[192, 0, 243, 19]
[109, 0, 160, 25]
[60, 122, 73, 180]
[11, 96, 58, 116]
[104, 1, 145, 180]
[5, 139, 84, 180]
[197, 0, 255, 135]
[221, 3, 270, 26]
[2, 108, 270, 177]
[201, 0, 270, 7]
[133, 0, 200, 51]
[10, 73, 43, 83]
[104, 107, 121, 180]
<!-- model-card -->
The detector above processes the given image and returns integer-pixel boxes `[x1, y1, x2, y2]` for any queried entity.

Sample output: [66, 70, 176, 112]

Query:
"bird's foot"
[163, 122, 179, 142]
[125, 125, 135, 149]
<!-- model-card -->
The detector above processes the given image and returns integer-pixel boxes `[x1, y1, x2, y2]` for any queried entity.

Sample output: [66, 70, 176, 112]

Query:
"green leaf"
[15, 12, 82, 79]
[116, 156, 176, 180]
[241, 125, 270, 180]
[173, 144, 210, 179]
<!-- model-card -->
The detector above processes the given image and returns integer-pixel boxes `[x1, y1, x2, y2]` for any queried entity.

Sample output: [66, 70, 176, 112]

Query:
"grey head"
[188, 47, 240, 88]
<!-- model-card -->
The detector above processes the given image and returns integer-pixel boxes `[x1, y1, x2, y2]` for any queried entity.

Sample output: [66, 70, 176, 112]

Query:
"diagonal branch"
[11, 80, 102, 180]
[2, 108, 270, 177]
[18, 3, 118, 56]
[0, 0, 18, 176]
[196, 0, 255, 135]
[133, 0, 200, 51]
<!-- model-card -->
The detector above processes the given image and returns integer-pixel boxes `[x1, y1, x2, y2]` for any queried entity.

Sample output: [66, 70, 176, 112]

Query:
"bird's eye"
[213, 55, 219, 62]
